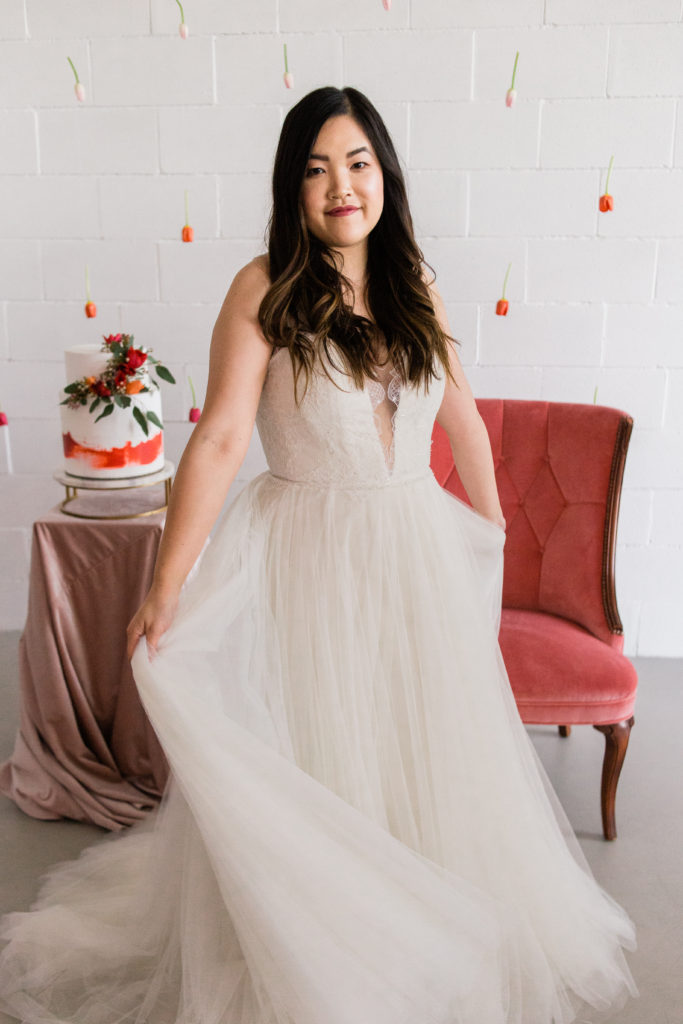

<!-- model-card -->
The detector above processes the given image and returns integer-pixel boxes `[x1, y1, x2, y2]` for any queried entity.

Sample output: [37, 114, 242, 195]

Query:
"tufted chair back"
[431, 400, 633, 652]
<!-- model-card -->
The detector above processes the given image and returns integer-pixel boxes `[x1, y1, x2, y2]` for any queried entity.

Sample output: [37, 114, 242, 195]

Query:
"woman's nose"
[328, 171, 351, 197]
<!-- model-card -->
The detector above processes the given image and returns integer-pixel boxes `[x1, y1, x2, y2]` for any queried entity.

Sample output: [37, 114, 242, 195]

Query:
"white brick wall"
[1, 0, 682, 656]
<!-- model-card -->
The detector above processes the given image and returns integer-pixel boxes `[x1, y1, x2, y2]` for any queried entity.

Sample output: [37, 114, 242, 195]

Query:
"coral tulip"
[182, 190, 194, 241]
[85, 302, 97, 318]
[126, 379, 145, 395]
[496, 262, 512, 316]
[599, 155, 615, 213]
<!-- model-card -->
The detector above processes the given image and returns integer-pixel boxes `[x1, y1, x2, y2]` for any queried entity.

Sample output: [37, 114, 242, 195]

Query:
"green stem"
[189, 375, 197, 406]
[85, 263, 91, 301]
[67, 56, 80, 84]
[511, 51, 519, 89]
[604, 154, 614, 194]
[184, 189, 189, 225]
[593, 385, 598, 404]
[284, 43, 289, 73]
[175, 0, 185, 23]
[501, 261, 512, 299]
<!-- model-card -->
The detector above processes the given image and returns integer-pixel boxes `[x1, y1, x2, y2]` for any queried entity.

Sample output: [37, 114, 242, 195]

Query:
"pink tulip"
[505, 88, 516, 107]
[189, 407, 201, 423]
[74, 81, 85, 102]
[179, 22, 189, 39]
[0, 412, 7, 426]
[284, 72, 294, 89]
[383, 0, 392, 9]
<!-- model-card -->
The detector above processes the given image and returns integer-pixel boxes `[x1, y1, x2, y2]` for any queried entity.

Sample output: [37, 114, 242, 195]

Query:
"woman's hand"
[126, 585, 179, 662]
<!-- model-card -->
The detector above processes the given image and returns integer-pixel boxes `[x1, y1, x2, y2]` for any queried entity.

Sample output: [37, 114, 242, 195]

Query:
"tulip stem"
[604, 154, 614, 194]
[510, 51, 519, 89]
[501, 262, 512, 299]
[85, 264, 91, 301]
[67, 56, 80, 84]
[284, 43, 289, 73]
[175, 0, 185, 23]
[189, 375, 197, 407]
[184, 189, 190, 226]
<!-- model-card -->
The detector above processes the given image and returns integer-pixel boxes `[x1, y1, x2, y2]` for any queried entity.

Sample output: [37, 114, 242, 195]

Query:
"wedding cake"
[59, 335, 173, 480]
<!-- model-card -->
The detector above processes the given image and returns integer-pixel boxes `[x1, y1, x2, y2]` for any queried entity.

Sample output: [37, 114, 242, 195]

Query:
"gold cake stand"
[53, 461, 175, 520]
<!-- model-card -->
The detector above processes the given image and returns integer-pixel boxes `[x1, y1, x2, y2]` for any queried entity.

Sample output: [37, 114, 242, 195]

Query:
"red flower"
[114, 370, 129, 389]
[104, 333, 123, 345]
[94, 381, 111, 398]
[0, 412, 8, 426]
[126, 348, 147, 370]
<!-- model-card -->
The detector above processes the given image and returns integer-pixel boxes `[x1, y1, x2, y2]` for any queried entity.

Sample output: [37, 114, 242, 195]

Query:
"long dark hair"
[258, 86, 459, 404]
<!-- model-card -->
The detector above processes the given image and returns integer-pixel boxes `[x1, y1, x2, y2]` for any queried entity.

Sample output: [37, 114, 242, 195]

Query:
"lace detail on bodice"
[255, 342, 446, 491]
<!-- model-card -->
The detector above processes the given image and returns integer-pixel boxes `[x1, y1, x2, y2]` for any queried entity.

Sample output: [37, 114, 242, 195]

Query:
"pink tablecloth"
[0, 502, 170, 831]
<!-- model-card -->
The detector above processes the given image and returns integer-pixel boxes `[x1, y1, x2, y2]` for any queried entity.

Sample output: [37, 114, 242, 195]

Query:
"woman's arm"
[429, 282, 505, 529]
[126, 256, 273, 659]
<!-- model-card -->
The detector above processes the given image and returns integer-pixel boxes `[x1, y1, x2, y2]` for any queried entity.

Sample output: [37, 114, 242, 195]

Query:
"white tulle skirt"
[0, 468, 637, 1024]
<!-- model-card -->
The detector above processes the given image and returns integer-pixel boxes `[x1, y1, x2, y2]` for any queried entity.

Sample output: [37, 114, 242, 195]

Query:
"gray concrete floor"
[0, 630, 681, 1023]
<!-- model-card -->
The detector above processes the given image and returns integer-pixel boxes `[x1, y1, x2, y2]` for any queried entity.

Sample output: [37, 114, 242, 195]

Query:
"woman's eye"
[352, 161, 368, 169]
[306, 167, 323, 177]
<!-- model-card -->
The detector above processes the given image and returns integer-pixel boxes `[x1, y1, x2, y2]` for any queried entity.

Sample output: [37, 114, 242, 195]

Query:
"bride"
[0, 86, 637, 1024]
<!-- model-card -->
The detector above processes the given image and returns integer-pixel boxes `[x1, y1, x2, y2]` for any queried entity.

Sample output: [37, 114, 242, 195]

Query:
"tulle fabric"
[0, 466, 637, 1024]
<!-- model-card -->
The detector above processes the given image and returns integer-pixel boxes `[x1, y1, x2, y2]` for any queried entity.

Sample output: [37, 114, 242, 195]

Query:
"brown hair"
[258, 86, 459, 405]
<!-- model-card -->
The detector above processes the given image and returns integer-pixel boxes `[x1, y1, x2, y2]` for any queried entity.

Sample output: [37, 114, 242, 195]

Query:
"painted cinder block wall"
[1, 0, 682, 654]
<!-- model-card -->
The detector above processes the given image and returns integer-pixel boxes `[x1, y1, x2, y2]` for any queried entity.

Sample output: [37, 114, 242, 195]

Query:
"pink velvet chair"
[431, 399, 638, 841]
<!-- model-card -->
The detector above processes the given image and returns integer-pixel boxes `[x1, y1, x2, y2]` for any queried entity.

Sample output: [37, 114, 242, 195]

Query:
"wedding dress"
[0, 339, 638, 1024]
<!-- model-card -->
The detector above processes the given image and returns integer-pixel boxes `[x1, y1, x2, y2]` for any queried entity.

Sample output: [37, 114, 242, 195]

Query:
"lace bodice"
[255, 342, 446, 489]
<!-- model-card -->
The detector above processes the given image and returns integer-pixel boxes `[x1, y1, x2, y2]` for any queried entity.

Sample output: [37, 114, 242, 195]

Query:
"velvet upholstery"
[431, 399, 638, 838]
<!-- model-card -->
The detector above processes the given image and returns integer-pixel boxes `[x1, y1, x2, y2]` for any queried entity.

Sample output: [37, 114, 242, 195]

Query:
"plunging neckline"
[363, 363, 402, 477]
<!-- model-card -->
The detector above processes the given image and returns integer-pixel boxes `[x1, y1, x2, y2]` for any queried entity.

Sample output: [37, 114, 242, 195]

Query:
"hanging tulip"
[67, 57, 85, 102]
[84, 264, 96, 318]
[188, 376, 201, 422]
[0, 405, 12, 474]
[182, 189, 194, 242]
[599, 155, 615, 212]
[496, 262, 512, 316]
[382, 0, 392, 9]
[283, 43, 293, 89]
[506, 51, 519, 107]
[175, 0, 189, 38]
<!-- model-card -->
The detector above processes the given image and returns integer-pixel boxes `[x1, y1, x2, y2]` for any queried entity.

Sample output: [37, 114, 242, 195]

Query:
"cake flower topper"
[599, 155, 615, 212]
[84, 264, 96, 319]
[496, 262, 512, 316]
[67, 56, 85, 102]
[182, 189, 194, 242]
[61, 334, 176, 438]
[188, 375, 201, 422]
[175, 0, 189, 38]
[506, 51, 519, 107]
[283, 43, 293, 89]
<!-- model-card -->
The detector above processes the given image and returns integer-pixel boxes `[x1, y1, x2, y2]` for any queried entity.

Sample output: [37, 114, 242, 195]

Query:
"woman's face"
[300, 114, 384, 266]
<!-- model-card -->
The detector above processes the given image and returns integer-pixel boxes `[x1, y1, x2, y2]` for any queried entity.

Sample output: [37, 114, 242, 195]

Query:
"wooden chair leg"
[558, 725, 571, 737]
[593, 716, 635, 841]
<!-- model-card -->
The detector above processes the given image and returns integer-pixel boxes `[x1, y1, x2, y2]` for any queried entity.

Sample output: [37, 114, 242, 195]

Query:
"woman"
[0, 86, 636, 1024]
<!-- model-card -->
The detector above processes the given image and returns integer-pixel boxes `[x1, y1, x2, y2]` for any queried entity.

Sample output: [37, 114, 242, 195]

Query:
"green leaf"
[89, 397, 101, 413]
[118, 394, 131, 408]
[146, 410, 163, 430]
[94, 403, 114, 424]
[155, 364, 176, 385]
[64, 383, 81, 394]
[113, 394, 126, 407]
[132, 404, 149, 436]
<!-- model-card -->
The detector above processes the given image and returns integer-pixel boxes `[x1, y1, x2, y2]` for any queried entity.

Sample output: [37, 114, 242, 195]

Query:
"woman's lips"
[326, 207, 359, 217]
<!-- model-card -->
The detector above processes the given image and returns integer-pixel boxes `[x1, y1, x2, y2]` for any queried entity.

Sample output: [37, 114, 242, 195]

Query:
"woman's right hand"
[126, 585, 179, 662]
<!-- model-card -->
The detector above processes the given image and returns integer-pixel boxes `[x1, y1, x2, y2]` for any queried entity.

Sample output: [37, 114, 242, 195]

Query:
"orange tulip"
[125, 379, 145, 395]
